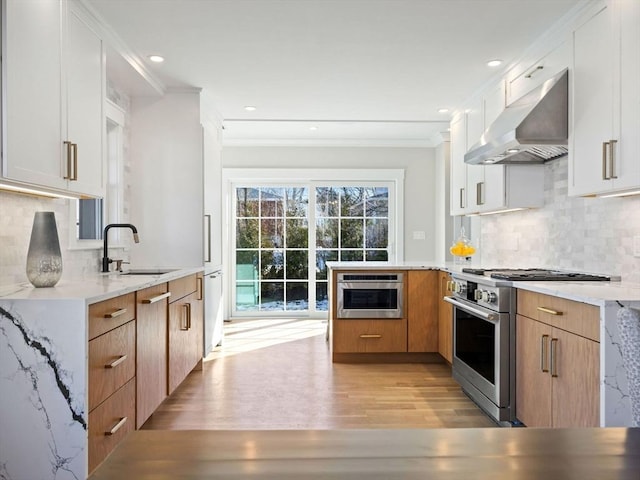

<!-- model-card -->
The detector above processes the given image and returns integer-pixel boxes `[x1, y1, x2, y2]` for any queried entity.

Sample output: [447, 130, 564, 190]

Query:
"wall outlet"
[634, 235, 640, 257]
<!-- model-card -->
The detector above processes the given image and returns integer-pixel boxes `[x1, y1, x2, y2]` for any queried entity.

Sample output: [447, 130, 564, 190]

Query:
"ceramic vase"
[26, 211, 63, 288]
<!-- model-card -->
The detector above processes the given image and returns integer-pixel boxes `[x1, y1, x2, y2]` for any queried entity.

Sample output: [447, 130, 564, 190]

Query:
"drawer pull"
[141, 292, 171, 304]
[105, 355, 128, 369]
[104, 308, 127, 319]
[537, 306, 562, 316]
[360, 334, 382, 339]
[105, 417, 128, 436]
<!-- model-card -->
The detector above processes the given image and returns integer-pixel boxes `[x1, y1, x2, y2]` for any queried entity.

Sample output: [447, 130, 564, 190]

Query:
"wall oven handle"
[443, 296, 498, 324]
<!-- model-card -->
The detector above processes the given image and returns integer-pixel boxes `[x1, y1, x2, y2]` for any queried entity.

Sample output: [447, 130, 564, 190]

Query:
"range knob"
[481, 290, 497, 303]
[454, 282, 467, 294]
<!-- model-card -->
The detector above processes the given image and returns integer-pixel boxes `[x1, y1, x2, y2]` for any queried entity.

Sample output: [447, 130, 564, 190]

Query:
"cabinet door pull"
[476, 182, 484, 205]
[181, 303, 191, 330]
[609, 139, 618, 179]
[105, 417, 128, 436]
[537, 306, 562, 316]
[71, 142, 78, 180]
[460, 187, 465, 209]
[141, 292, 171, 304]
[197, 276, 203, 301]
[204, 214, 212, 263]
[524, 65, 544, 79]
[360, 334, 382, 339]
[540, 334, 549, 372]
[550, 338, 559, 377]
[104, 308, 127, 319]
[105, 355, 128, 369]
[602, 141, 610, 180]
[63, 141, 73, 179]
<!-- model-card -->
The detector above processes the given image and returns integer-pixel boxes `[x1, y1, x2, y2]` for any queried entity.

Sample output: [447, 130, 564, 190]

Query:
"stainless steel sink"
[120, 269, 177, 276]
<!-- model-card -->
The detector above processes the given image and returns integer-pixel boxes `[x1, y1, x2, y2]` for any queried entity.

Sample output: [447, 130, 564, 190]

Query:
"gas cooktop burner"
[461, 268, 611, 282]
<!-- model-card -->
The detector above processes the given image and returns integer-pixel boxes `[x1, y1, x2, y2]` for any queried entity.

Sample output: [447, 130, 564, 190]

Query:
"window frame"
[223, 168, 405, 319]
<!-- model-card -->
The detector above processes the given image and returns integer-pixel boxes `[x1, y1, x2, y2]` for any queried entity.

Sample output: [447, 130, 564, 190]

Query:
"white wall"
[434, 140, 451, 264]
[222, 146, 439, 262]
[128, 92, 204, 267]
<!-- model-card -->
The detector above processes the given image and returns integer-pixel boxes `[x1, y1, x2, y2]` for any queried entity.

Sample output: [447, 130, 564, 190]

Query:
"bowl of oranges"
[450, 228, 476, 262]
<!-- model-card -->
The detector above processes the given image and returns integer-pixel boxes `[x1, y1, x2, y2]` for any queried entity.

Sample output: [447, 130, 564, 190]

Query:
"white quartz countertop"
[326, 261, 640, 305]
[0, 267, 204, 304]
[326, 261, 445, 270]
[511, 280, 640, 306]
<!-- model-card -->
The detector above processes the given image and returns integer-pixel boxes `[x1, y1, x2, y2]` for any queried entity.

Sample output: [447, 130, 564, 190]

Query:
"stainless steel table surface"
[89, 428, 640, 479]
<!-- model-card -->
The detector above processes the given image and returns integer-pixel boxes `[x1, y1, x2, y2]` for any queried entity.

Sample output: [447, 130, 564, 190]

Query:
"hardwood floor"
[141, 319, 496, 430]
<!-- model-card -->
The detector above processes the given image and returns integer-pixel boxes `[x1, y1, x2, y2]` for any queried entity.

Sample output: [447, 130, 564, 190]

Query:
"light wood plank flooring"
[141, 319, 495, 430]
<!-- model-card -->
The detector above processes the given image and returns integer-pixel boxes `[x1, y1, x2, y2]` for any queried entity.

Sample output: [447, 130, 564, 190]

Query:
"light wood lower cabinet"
[168, 274, 203, 394]
[136, 283, 170, 428]
[88, 378, 135, 473]
[333, 318, 408, 353]
[87, 293, 136, 473]
[407, 270, 438, 353]
[438, 271, 453, 363]
[516, 290, 600, 428]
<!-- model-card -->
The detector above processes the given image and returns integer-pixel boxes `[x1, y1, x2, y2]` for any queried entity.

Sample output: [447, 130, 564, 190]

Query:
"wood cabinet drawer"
[333, 319, 407, 353]
[517, 290, 600, 342]
[89, 320, 136, 411]
[169, 274, 198, 303]
[88, 378, 135, 474]
[88, 292, 136, 340]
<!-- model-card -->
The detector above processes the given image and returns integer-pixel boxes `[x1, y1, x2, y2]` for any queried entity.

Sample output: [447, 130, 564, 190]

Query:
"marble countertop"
[0, 266, 203, 305]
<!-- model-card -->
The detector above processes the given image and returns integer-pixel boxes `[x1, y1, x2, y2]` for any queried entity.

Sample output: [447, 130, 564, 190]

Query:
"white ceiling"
[86, 0, 584, 146]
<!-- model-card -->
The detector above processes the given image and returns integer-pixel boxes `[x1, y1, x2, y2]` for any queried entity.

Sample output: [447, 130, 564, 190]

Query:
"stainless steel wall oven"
[336, 272, 404, 319]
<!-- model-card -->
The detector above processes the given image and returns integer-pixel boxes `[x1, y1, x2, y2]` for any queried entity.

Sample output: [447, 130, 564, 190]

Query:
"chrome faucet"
[102, 224, 140, 272]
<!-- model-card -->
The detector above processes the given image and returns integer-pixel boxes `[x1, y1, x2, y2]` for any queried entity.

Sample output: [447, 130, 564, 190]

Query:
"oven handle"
[444, 296, 498, 324]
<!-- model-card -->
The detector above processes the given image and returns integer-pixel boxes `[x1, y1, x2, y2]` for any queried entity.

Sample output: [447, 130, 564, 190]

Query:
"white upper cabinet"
[65, 4, 105, 197]
[2, 0, 105, 197]
[450, 79, 544, 216]
[506, 40, 572, 107]
[570, 0, 640, 197]
[449, 113, 468, 216]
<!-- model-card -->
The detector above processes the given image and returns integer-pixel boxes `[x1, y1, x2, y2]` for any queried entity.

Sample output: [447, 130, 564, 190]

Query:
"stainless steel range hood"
[464, 69, 568, 165]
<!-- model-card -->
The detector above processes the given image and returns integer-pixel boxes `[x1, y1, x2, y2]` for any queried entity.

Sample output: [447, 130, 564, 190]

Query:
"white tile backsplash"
[478, 157, 640, 282]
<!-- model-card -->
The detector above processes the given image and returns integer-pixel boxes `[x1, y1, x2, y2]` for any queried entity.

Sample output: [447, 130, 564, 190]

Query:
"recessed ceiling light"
[148, 55, 165, 63]
[487, 59, 502, 67]
[438, 108, 449, 114]
[309, 126, 318, 131]
[244, 106, 257, 111]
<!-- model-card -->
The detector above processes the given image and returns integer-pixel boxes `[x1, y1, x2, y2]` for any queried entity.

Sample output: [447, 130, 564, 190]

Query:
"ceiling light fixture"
[309, 126, 318, 131]
[487, 59, 502, 67]
[148, 55, 165, 63]
[438, 108, 449, 114]
[244, 106, 257, 111]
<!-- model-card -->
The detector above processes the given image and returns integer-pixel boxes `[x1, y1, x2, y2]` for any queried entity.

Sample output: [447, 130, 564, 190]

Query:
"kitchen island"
[327, 262, 640, 427]
[0, 267, 203, 480]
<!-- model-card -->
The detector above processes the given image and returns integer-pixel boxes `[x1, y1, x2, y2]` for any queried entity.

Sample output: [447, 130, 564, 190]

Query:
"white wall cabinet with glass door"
[2, 0, 105, 198]
[570, 0, 640, 197]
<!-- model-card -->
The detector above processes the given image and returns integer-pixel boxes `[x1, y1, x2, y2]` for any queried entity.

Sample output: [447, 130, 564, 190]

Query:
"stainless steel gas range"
[444, 268, 612, 426]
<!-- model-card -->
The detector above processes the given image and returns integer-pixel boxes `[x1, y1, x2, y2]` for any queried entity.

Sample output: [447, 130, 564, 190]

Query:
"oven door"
[445, 296, 511, 410]
[337, 282, 403, 319]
